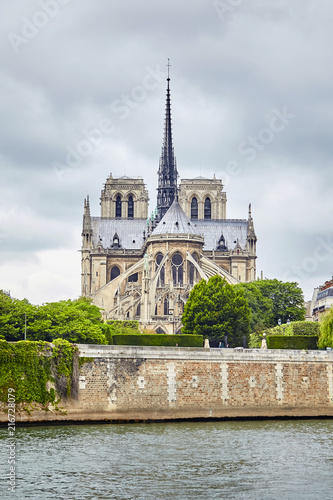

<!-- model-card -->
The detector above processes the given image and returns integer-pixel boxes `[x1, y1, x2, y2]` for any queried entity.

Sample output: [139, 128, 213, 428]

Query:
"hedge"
[267, 335, 318, 350]
[266, 321, 320, 337]
[112, 333, 203, 347]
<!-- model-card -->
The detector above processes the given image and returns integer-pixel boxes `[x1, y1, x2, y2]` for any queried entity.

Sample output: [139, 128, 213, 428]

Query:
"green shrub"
[267, 335, 318, 350]
[106, 320, 140, 331]
[266, 321, 320, 337]
[112, 333, 203, 347]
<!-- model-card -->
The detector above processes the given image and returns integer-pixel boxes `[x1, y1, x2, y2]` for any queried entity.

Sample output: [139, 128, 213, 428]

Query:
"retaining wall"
[4, 346, 333, 423]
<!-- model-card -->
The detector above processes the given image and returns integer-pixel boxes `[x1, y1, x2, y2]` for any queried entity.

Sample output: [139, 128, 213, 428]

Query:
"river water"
[1, 419, 333, 500]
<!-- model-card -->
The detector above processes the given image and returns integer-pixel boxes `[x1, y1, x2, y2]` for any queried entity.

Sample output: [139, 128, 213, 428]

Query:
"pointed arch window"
[111, 266, 120, 281]
[128, 196, 134, 219]
[188, 253, 198, 285]
[155, 252, 165, 286]
[204, 197, 211, 219]
[116, 195, 122, 218]
[191, 197, 198, 219]
[172, 252, 183, 285]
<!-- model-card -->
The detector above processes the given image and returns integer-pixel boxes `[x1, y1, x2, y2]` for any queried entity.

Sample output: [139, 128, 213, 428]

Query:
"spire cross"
[167, 58, 171, 80]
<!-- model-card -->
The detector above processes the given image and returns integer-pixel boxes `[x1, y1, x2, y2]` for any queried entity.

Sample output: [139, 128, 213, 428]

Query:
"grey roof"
[91, 217, 146, 250]
[152, 200, 199, 236]
[91, 215, 248, 252]
[193, 220, 248, 251]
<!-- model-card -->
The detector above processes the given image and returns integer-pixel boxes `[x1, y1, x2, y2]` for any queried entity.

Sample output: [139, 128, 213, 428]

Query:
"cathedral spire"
[82, 195, 93, 248]
[157, 60, 178, 221]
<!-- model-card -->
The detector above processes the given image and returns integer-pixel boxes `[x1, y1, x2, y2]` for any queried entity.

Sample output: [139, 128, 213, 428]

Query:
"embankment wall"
[3, 346, 333, 423]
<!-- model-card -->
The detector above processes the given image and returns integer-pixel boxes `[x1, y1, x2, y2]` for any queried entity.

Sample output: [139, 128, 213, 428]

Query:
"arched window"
[128, 196, 134, 219]
[204, 197, 211, 219]
[172, 252, 183, 285]
[188, 253, 198, 285]
[155, 252, 165, 286]
[116, 195, 122, 218]
[110, 265, 120, 281]
[191, 197, 198, 219]
[128, 273, 138, 282]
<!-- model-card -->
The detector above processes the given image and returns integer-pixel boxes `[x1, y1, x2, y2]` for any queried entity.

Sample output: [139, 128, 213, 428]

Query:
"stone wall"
[4, 346, 333, 423]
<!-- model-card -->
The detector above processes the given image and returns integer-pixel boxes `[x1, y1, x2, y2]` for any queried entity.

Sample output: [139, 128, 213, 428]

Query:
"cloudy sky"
[1, 0, 333, 305]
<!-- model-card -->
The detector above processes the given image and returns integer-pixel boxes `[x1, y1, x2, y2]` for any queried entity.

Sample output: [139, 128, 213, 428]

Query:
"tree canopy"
[234, 279, 305, 333]
[182, 276, 250, 346]
[0, 291, 108, 344]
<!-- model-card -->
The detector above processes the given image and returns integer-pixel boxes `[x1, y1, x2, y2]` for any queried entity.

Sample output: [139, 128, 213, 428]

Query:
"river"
[1, 419, 333, 499]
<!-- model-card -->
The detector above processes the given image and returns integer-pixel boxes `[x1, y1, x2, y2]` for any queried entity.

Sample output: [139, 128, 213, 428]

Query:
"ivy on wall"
[0, 339, 78, 414]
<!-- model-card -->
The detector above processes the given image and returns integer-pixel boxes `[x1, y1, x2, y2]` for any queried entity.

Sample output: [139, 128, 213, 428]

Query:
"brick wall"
[75, 346, 333, 421]
[4, 346, 333, 423]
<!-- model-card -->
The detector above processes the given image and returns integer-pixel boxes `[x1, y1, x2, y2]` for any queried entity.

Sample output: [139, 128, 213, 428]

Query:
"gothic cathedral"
[81, 74, 257, 334]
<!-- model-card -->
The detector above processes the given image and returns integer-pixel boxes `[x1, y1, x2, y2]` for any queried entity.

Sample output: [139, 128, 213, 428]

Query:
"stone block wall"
[4, 346, 333, 423]
[75, 346, 333, 421]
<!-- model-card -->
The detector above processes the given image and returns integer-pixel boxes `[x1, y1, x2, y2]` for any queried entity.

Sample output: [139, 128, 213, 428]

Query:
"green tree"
[233, 282, 274, 332]
[253, 279, 305, 325]
[318, 306, 333, 349]
[182, 276, 250, 346]
[0, 292, 107, 344]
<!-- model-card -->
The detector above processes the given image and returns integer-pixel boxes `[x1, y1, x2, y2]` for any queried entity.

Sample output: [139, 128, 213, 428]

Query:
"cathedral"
[81, 74, 257, 334]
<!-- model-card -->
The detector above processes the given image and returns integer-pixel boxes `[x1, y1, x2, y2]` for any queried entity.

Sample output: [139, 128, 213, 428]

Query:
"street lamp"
[278, 318, 282, 335]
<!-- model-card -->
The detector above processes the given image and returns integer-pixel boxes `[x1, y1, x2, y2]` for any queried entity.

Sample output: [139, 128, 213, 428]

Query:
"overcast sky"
[1, 0, 333, 305]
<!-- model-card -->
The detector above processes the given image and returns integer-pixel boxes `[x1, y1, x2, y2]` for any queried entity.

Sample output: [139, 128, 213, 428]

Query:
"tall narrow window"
[171, 252, 183, 285]
[204, 197, 211, 219]
[116, 195, 122, 218]
[128, 196, 134, 219]
[110, 266, 120, 281]
[155, 252, 165, 286]
[191, 197, 198, 219]
[189, 253, 198, 285]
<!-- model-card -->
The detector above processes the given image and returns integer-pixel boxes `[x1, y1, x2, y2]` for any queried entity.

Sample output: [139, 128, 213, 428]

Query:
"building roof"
[91, 217, 146, 250]
[193, 220, 248, 251]
[152, 200, 199, 236]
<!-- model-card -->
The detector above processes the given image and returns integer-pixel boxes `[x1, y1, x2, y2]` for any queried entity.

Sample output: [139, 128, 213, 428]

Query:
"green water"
[1, 419, 333, 499]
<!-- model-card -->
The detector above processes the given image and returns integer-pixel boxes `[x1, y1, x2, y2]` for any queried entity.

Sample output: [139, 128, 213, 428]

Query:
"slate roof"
[91, 214, 248, 252]
[91, 217, 146, 250]
[193, 220, 248, 251]
[152, 200, 199, 236]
